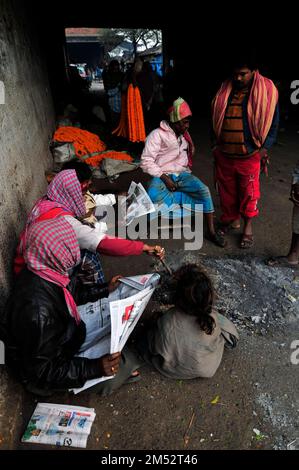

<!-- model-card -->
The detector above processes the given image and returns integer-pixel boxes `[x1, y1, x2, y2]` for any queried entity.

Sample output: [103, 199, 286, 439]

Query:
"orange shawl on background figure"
[212, 71, 279, 148]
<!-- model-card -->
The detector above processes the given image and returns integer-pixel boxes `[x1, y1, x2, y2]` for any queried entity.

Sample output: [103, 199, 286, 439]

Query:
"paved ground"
[0, 118, 298, 451]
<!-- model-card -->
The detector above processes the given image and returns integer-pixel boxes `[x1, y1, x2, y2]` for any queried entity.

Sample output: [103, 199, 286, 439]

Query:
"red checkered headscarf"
[15, 170, 86, 275]
[24, 217, 81, 324]
[27, 169, 86, 225]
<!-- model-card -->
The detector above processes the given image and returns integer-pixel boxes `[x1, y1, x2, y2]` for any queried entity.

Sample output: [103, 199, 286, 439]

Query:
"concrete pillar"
[0, 0, 55, 308]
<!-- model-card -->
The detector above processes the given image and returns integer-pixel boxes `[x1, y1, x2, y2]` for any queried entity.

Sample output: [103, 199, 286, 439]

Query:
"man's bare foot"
[266, 256, 299, 267]
[231, 219, 241, 229]
[218, 220, 241, 235]
[125, 370, 141, 384]
[288, 251, 299, 264]
[131, 370, 140, 377]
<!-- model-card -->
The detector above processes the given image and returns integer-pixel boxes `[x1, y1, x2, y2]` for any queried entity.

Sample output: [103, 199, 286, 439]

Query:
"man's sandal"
[208, 231, 227, 248]
[240, 234, 254, 249]
[125, 371, 141, 384]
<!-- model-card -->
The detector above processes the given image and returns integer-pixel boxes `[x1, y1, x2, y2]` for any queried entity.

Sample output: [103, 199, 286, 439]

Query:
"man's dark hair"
[109, 59, 119, 68]
[231, 53, 258, 72]
[61, 159, 92, 182]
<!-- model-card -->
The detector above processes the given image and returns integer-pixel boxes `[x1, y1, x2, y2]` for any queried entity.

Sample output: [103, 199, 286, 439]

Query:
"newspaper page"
[21, 403, 96, 448]
[121, 182, 156, 225]
[71, 327, 114, 394]
[69, 299, 113, 395]
[71, 277, 157, 394]
[110, 286, 154, 353]
[118, 273, 160, 291]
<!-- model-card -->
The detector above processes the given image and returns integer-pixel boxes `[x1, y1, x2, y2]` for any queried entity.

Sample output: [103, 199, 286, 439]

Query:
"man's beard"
[234, 81, 246, 89]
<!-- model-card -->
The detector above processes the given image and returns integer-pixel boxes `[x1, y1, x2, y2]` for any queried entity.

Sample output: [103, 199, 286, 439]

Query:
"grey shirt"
[146, 309, 239, 380]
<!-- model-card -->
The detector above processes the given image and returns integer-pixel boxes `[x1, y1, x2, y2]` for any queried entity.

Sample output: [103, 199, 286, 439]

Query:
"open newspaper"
[70, 274, 159, 394]
[118, 273, 160, 291]
[21, 403, 96, 448]
[120, 181, 156, 226]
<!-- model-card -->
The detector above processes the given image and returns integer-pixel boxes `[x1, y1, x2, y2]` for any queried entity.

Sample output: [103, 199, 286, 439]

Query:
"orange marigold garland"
[54, 127, 106, 158]
[84, 150, 133, 167]
[112, 84, 146, 142]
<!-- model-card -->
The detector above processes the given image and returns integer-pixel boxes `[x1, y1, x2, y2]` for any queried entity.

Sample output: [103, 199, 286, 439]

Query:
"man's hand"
[99, 352, 121, 376]
[260, 149, 270, 175]
[143, 244, 165, 260]
[160, 174, 177, 192]
[108, 275, 123, 293]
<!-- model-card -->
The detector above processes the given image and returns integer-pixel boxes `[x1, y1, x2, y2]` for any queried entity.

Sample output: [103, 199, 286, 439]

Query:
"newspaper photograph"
[21, 403, 96, 448]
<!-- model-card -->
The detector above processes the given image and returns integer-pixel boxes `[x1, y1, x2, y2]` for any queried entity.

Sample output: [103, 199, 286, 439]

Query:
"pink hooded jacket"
[140, 120, 194, 178]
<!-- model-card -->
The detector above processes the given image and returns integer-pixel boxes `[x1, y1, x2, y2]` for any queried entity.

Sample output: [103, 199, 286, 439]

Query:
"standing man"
[211, 58, 279, 248]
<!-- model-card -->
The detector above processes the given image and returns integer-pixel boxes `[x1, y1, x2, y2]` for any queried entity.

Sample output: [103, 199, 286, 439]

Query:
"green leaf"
[211, 395, 220, 405]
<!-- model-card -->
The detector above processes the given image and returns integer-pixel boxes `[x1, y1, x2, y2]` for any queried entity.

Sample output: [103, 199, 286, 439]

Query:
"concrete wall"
[0, 0, 55, 309]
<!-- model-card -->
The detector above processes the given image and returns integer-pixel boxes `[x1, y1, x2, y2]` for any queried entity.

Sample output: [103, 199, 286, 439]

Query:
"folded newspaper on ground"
[121, 181, 156, 226]
[70, 275, 157, 394]
[21, 403, 96, 448]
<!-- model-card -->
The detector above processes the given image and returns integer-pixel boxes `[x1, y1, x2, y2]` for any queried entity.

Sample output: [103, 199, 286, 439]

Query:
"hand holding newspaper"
[70, 273, 159, 394]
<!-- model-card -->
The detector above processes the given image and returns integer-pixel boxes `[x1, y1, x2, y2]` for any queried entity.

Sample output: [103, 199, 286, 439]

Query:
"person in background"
[102, 60, 124, 130]
[123, 57, 155, 133]
[84, 65, 93, 89]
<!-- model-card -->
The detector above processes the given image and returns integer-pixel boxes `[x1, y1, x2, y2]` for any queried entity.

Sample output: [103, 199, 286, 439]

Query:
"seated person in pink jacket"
[140, 97, 225, 247]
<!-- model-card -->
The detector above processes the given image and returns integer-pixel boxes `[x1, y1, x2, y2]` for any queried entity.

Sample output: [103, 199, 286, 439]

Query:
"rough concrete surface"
[0, 0, 55, 309]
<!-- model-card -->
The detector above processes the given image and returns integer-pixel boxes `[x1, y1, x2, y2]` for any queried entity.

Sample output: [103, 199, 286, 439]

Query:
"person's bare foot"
[231, 219, 241, 229]
[288, 251, 299, 264]
[218, 220, 241, 235]
[266, 256, 298, 267]
[241, 218, 253, 248]
[125, 370, 141, 384]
